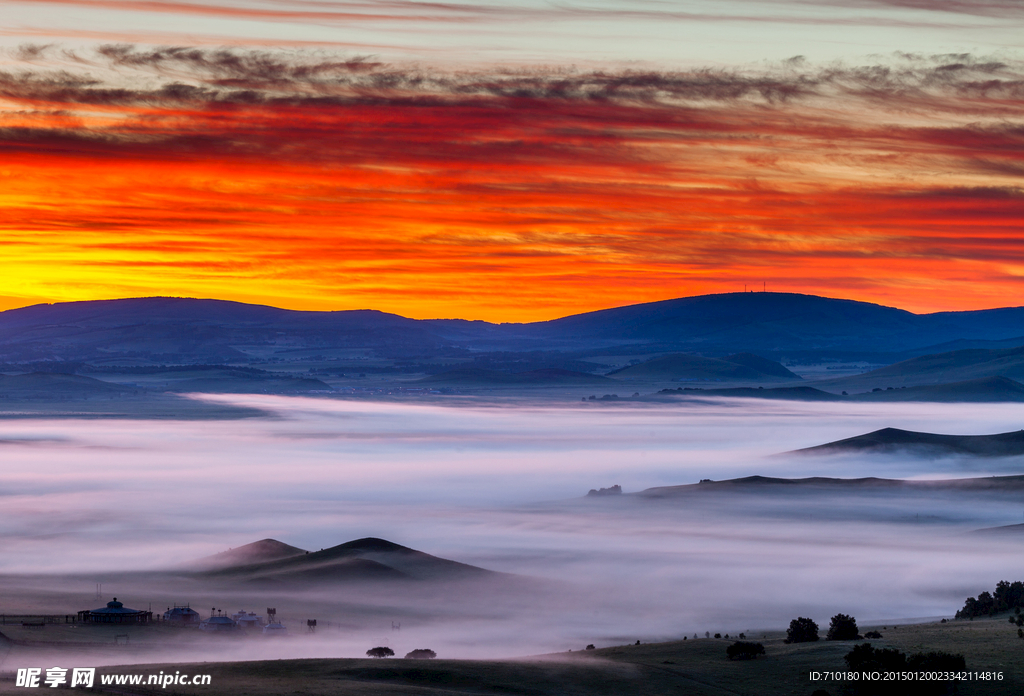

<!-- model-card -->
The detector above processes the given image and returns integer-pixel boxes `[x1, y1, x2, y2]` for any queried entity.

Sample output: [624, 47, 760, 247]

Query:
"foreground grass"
[1, 616, 1020, 695]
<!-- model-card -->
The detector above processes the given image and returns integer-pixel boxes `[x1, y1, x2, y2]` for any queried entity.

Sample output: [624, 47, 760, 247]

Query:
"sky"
[1, 0, 1023, 320]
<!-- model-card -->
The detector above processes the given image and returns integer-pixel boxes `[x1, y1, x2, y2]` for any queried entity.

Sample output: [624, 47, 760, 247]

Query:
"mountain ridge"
[2, 292, 1023, 364]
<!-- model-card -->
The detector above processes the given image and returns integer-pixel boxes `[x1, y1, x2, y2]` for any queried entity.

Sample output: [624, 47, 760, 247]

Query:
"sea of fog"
[2, 395, 1024, 660]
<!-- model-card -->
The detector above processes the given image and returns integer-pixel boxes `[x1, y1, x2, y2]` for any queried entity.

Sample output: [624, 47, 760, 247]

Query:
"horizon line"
[3, 290, 1021, 324]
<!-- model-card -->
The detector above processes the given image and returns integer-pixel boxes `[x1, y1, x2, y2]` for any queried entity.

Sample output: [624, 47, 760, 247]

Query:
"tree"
[366, 647, 395, 658]
[826, 614, 861, 641]
[784, 617, 819, 644]
[404, 649, 437, 659]
[726, 641, 765, 660]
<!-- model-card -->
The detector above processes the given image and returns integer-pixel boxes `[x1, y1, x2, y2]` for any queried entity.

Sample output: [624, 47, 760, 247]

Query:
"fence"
[0, 615, 79, 625]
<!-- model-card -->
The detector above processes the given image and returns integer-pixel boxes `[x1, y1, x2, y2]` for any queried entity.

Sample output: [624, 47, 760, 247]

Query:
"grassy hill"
[191, 539, 308, 570]
[863, 345, 1024, 383]
[200, 537, 494, 584]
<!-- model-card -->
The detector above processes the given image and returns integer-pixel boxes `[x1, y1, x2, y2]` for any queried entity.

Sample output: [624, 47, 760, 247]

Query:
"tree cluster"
[956, 580, 1024, 619]
[404, 649, 437, 659]
[726, 641, 765, 660]
[786, 614, 865, 644]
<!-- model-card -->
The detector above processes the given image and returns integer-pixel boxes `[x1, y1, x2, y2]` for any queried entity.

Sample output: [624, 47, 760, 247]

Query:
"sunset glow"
[2, 3, 1023, 319]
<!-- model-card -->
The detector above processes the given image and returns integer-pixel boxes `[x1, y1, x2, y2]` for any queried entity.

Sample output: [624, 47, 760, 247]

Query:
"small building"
[262, 621, 288, 636]
[78, 598, 152, 624]
[231, 610, 263, 629]
[163, 605, 201, 625]
[199, 611, 239, 633]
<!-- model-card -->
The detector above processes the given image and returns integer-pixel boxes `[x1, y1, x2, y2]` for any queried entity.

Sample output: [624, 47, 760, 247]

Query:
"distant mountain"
[200, 537, 494, 584]
[0, 297, 439, 363]
[633, 474, 1024, 498]
[502, 292, 1024, 354]
[612, 352, 799, 381]
[2, 292, 1023, 364]
[793, 427, 1024, 457]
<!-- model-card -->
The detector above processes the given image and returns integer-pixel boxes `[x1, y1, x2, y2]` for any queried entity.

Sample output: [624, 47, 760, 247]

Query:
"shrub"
[726, 641, 765, 660]
[366, 646, 395, 658]
[844, 643, 907, 672]
[863, 630, 882, 639]
[404, 649, 437, 659]
[906, 651, 965, 671]
[585, 644, 595, 650]
[784, 617, 819, 643]
[714, 633, 721, 639]
[826, 613, 861, 641]
[844, 644, 966, 695]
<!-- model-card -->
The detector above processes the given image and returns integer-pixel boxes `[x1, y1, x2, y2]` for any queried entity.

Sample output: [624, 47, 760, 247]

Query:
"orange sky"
[1, 47, 1023, 320]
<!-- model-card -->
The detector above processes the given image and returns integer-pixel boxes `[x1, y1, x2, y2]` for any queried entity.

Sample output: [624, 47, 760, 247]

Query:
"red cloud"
[1, 47, 1022, 318]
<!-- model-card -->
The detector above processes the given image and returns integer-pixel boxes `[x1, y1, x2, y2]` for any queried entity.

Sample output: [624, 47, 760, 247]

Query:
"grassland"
[2, 616, 1020, 695]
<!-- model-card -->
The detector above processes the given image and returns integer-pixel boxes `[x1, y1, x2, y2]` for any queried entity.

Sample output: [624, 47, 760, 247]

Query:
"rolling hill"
[199, 537, 495, 584]
[850, 345, 1024, 385]
[192, 539, 308, 570]
[793, 427, 1024, 457]
[849, 376, 1024, 402]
